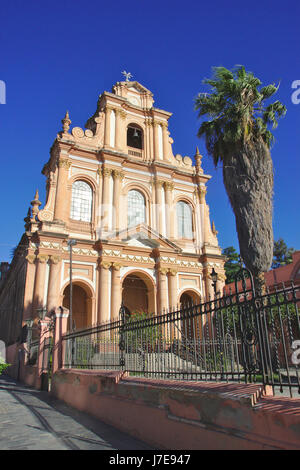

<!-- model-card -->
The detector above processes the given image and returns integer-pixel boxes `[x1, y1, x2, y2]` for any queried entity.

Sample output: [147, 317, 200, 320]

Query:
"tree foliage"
[272, 238, 295, 269]
[195, 65, 286, 293]
[222, 246, 241, 284]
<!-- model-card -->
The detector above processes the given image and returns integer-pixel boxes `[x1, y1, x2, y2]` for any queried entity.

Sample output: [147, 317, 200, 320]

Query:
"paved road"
[0, 375, 153, 450]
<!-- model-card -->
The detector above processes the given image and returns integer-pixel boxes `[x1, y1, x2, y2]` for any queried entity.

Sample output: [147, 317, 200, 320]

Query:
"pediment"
[117, 223, 182, 252]
[126, 81, 153, 96]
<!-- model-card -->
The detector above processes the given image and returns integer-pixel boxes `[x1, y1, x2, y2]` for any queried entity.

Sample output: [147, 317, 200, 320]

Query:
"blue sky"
[0, 0, 299, 262]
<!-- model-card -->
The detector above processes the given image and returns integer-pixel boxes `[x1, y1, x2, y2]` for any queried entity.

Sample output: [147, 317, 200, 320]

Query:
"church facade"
[0, 79, 225, 343]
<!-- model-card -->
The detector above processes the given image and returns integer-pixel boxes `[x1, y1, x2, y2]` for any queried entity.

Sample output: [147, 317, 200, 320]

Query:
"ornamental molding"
[58, 158, 71, 169]
[99, 261, 112, 269]
[112, 169, 125, 180]
[158, 267, 169, 275]
[169, 268, 178, 276]
[112, 262, 122, 271]
[30, 241, 61, 250]
[62, 246, 98, 256]
[164, 181, 175, 191]
[103, 168, 113, 178]
[26, 254, 36, 264]
[37, 254, 49, 263]
[121, 254, 153, 263]
[49, 255, 61, 264]
[102, 249, 121, 257]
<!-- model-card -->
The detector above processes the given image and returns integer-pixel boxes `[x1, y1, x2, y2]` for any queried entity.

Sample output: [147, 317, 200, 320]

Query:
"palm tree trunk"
[222, 137, 273, 295]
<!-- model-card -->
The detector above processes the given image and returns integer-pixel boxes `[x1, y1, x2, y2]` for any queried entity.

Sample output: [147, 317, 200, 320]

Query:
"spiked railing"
[61, 269, 300, 396]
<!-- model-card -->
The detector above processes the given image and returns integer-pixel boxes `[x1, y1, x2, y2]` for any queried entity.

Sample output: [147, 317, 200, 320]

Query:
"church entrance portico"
[62, 281, 93, 330]
[121, 270, 156, 316]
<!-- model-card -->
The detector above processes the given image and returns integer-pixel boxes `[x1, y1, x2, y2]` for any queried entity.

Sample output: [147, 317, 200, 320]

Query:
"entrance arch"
[122, 270, 156, 315]
[179, 289, 201, 306]
[62, 281, 93, 330]
[179, 290, 201, 340]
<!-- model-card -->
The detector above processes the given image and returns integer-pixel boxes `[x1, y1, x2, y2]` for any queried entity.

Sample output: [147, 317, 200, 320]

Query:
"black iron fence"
[62, 268, 300, 396]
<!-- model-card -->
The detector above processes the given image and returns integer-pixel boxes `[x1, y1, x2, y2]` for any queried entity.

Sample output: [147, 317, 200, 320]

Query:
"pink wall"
[4, 342, 41, 388]
[51, 369, 300, 450]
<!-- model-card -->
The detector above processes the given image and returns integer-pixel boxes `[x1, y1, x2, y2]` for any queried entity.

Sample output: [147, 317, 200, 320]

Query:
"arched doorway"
[62, 283, 93, 330]
[122, 271, 155, 316]
[179, 290, 201, 340]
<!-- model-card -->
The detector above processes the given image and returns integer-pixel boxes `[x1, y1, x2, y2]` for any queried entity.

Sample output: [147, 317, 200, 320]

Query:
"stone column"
[115, 109, 126, 151]
[157, 267, 169, 313]
[205, 269, 215, 301]
[104, 105, 112, 147]
[149, 121, 154, 161]
[112, 170, 124, 233]
[162, 122, 170, 161]
[47, 255, 61, 313]
[164, 182, 174, 239]
[95, 166, 103, 236]
[36, 317, 51, 389]
[168, 269, 178, 311]
[144, 120, 150, 162]
[111, 262, 122, 322]
[155, 180, 163, 234]
[33, 254, 49, 316]
[98, 261, 111, 323]
[199, 186, 209, 245]
[153, 121, 160, 161]
[54, 158, 71, 222]
[168, 269, 180, 340]
[101, 168, 112, 233]
[52, 307, 69, 374]
[23, 254, 37, 320]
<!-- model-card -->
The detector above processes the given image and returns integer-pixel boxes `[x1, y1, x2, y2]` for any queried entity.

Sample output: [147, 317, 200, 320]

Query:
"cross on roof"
[122, 70, 133, 82]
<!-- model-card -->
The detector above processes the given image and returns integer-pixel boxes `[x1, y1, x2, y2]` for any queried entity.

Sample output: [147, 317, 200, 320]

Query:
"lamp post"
[67, 239, 77, 331]
[211, 268, 218, 298]
[25, 318, 34, 350]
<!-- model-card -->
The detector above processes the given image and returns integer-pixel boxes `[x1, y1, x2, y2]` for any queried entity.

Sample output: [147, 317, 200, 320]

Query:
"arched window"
[70, 180, 93, 222]
[127, 190, 146, 227]
[177, 201, 193, 239]
[127, 125, 143, 150]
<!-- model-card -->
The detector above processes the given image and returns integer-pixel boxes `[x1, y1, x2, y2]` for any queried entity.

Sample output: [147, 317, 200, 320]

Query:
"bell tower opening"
[127, 125, 143, 150]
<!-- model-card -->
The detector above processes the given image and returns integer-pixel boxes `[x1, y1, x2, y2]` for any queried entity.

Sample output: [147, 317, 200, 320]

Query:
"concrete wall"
[51, 369, 300, 450]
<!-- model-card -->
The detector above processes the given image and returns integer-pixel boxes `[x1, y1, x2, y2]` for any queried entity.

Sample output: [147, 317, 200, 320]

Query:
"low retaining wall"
[4, 343, 41, 389]
[51, 369, 300, 450]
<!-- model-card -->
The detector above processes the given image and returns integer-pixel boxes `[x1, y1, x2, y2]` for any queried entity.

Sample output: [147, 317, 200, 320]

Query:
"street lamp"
[211, 268, 218, 297]
[67, 239, 77, 331]
[25, 318, 34, 348]
[37, 307, 48, 320]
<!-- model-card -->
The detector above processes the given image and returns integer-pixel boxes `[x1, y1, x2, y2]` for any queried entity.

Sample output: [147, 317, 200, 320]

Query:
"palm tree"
[195, 66, 286, 294]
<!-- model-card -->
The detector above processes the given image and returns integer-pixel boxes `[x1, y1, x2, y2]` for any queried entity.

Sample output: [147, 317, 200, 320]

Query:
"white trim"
[69, 154, 99, 165]
[43, 262, 50, 308]
[124, 167, 150, 177]
[120, 266, 156, 284]
[61, 260, 97, 290]
[110, 109, 115, 147]
[178, 286, 202, 297]
[158, 125, 163, 159]
[173, 179, 196, 187]
[108, 267, 112, 321]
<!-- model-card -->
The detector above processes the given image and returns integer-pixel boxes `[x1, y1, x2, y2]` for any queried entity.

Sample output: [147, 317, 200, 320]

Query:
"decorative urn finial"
[61, 110, 71, 134]
[30, 189, 41, 221]
[195, 147, 203, 175]
[212, 220, 218, 236]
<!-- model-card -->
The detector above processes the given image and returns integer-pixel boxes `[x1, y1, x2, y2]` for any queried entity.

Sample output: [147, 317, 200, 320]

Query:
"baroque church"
[0, 78, 225, 344]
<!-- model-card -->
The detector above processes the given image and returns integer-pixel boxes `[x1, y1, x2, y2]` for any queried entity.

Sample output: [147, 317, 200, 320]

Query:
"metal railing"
[61, 268, 300, 396]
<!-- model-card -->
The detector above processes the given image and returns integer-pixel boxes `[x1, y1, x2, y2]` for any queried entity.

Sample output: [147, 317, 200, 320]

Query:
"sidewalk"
[0, 375, 153, 450]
